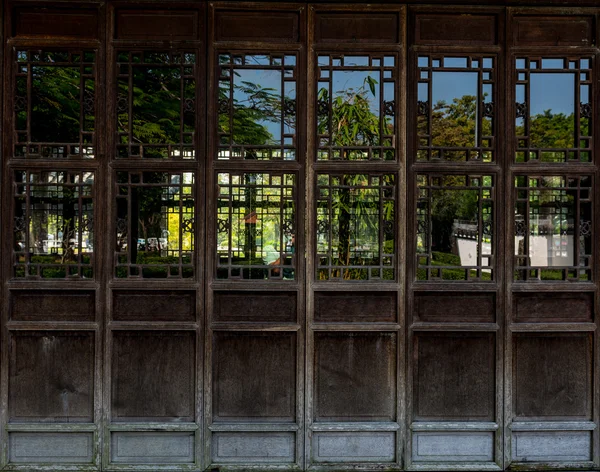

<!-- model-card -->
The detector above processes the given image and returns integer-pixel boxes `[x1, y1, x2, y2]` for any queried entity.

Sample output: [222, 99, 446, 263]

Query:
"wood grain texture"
[9, 332, 94, 422]
[112, 290, 196, 322]
[314, 332, 397, 422]
[115, 9, 199, 40]
[414, 14, 497, 45]
[514, 292, 593, 323]
[12, 7, 99, 38]
[215, 10, 299, 42]
[512, 15, 594, 46]
[314, 13, 399, 43]
[112, 331, 195, 421]
[414, 332, 495, 421]
[9, 432, 94, 464]
[414, 292, 495, 323]
[11, 290, 95, 322]
[314, 291, 397, 323]
[214, 291, 296, 323]
[212, 332, 296, 422]
[514, 333, 592, 420]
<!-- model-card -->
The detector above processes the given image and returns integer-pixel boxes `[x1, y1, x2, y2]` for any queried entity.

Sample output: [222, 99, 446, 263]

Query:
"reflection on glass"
[117, 51, 195, 159]
[14, 171, 94, 278]
[316, 174, 395, 280]
[417, 56, 494, 162]
[515, 57, 592, 163]
[217, 173, 295, 280]
[317, 55, 395, 161]
[514, 175, 592, 281]
[15, 50, 95, 158]
[417, 175, 494, 281]
[218, 54, 296, 160]
[116, 172, 195, 278]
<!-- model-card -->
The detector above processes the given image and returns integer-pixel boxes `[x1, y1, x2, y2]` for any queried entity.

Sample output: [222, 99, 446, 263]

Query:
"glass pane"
[117, 51, 195, 159]
[317, 54, 396, 161]
[218, 53, 296, 161]
[431, 71, 478, 148]
[14, 171, 94, 278]
[217, 172, 296, 280]
[514, 175, 592, 281]
[515, 56, 592, 163]
[417, 55, 495, 162]
[15, 50, 96, 159]
[417, 175, 494, 281]
[115, 172, 195, 278]
[317, 174, 395, 281]
[530, 73, 575, 149]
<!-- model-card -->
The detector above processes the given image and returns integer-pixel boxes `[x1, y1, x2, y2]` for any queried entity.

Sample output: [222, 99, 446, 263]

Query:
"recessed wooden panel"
[514, 333, 592, 419]
[112, 331, 195, 421]
[10, 332, 94, 422]
[414, 14, 497, 45]
[312, 432, 396, 463]
[115, 9, 199, 40]
[213, 291, 296, 323]
[212, 432, 295, 464]
[11, 290, 95, 322]
[514, 292, 594, 323]
[9, 433, 93, 464]
[111, 432, 194, 464]
[513, 16, 594, 46]
[13, 8, 98, 39]
[512, 431, 592, 462]
[112, 290, 195, 322]
[414, 293, 495, 323]
[314, 332, 396, 421]
[315, 13, 399, 43]
[414, 332, 495, 420]
[314, 292, 397, 323]
[215, 10, 299, 43]
[412, 432, 494, 462]
[213, 332, 296, 421]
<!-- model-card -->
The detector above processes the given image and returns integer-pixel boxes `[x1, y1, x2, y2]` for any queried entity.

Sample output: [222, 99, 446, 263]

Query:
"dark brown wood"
[413, 13, 498, 45]
[512, 15, 595, 46]
[114, 9, 199, 40]
[213, 291, 296, 323]
[9, 331, 95, 422]
[212, 331, 296, 422]
[414, 293, 496, 323]
[111, 331, 195, 421]
[215, 10, 300, 42]
[413, 332, 495, 420]
[514, 292, 594, 323]
[514, 333, 592, 419]
[314, 12, 400, 43]
[314, 332, 397, 421]
[112, 290, 196, 322]
[12, 7, 99, 39]
[10, 290, 95, 322]
[314, 291, 397, 323]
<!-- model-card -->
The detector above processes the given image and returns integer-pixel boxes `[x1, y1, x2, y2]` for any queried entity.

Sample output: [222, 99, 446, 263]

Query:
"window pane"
[317, 55, 396, 161]
[14, 171, 94, 278]
[515, 57, 592, 163]
[317, 173, 396, 281]
[417, 174, 494, 281]
[15, 50, 96, 159]
[115, 172, 195, 278]
[514, 175, 592, 281]
[218, 53, 296, 161]
[417, 55, 495, 162]
[217, 172, 296, 280]
[116, 51, 196, 159]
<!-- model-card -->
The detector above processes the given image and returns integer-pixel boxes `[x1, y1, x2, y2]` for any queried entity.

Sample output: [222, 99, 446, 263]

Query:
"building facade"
[0, 0, 599, 470]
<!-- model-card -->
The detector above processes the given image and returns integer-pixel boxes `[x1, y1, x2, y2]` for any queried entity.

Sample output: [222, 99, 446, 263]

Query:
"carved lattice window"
[416, 174, 494, 281]
[13, 170, 94, 278]
[217, 53, 297, 161]
[417, 55, 495, 162]
[116, 51, 196, 159]
[317, 55, 396, 161]
[14, 49, 96, 159]
[316, 173, 396, 281]
[514, 175, 592, 281]
[217, 172, 296, 280]
[115, 171, 195, 278]
[515, 57, 593, 163]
